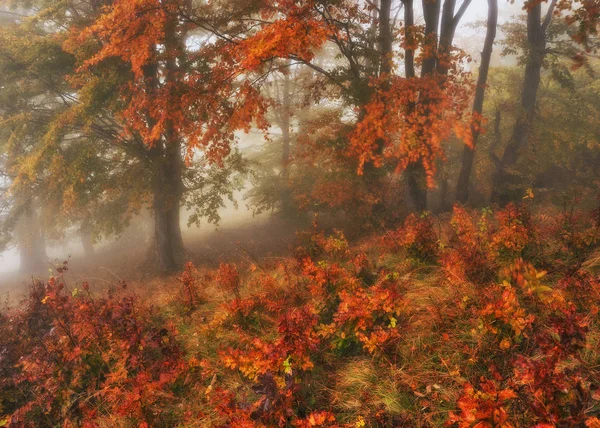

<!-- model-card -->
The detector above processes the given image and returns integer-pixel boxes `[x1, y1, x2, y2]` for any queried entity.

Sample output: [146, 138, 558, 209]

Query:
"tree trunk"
[152, 182, 177, 274]
[456, 0, 498, 204]
[426, 0, 474, 211]
[427, 160, 449, 213]
[401, 0, 427, 212]
[425, 0, 454, 213]
[140, 23, 185, 274]
[280, 63, 293, 213]
[406, 163, 428, 211]
[17, 200, 46, 273]
[379, 0, 393, 80]
[421, 0, 441, 77]
[80, 218, 95, 257]
[151, 150, 184, 274]
[81, 232, 94, 258]
[404, 0, 440, 212]
[403, 0, 416, 78]
[491, 0, 555, 204]
[154, 15, 185, 273]
[437, 0, 457, 75]
[357, 0, 393, 219]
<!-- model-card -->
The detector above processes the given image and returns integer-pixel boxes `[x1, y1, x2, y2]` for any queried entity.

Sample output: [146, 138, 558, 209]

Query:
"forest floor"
[1, 204, 600, 426]
[0, 213, 307, 304]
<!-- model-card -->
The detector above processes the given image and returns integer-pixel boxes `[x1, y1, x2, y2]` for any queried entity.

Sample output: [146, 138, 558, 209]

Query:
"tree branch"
[541, 0, 558, 33]
[453, 0, 472, 25]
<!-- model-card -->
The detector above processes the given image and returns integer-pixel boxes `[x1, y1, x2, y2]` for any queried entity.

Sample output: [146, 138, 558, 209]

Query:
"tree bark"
[403, 0, 416, 78]
[421, 0, 441, 77]
[404, 0, 440, 211]
[379, 0, 393, 80]
[406, 163, 428, 211]
[456, 0, 498, 204]
[358, 0, 393, 217]
[491, 0, 555, 204]
[151, 144, 184, 273]
[420, 0, 472, 212]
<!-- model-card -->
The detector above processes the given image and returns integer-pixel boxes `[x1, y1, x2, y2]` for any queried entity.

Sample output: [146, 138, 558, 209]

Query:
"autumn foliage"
[1, 0, 600, 425]
[1, 203, 599, 426]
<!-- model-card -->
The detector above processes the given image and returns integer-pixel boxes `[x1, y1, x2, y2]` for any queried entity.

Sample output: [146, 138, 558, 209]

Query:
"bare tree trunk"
[151, 150, 184, 274]
[406, 163, 428, 211]
[427, 162, 449, 213]
[165, 144, 184, 265]
[280, 63, 293, 213]
[379, 0, 393, 80]
[81, 232, 94, 258]
[365, 0, 380, 74]
[400, 0, 428, 212]
[152, 180, 178, 273]
[403, 0, 416, 78]
[17, 200, 46, 273]
[426, 0, 453, 213]
[404, 0, 444, 212]
[491, 0, 556, 204]
[423, 0, 473, 212]
[456, 0, 498, 204]
[421, 0, 441, 77]
[80, 217, 95, 257]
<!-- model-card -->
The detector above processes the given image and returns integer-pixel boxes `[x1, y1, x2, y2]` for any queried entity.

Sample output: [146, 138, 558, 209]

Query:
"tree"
[491, 0, 559, 203]
[456, 0, 498, 203]
[245, 60, 304, 216]
[234, 1, 478, 216]
[354, 0, 474, 212]
[0, 0, 264, 273]
[67, 0, 271, 272]
[489, 0, 600, 204]
[15, 199, 47, 273]
[422, 0, 473, 212]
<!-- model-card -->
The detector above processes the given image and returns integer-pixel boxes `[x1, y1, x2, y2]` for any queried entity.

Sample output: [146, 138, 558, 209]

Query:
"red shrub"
[2, 272, 186, 427]
[383, 212, 439, 260]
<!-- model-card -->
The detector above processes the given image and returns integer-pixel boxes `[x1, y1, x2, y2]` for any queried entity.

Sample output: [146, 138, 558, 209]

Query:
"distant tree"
[456, 0, 498, 204]
[490, 0, 600, 204]
[490, 0, 559, 203]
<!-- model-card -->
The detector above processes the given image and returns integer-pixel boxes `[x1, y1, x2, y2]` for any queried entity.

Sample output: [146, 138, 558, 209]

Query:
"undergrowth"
[1, 203, 600, 427]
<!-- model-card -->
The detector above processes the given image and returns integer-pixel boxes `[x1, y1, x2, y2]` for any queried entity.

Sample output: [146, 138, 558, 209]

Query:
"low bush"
[1, 204, 599, 426]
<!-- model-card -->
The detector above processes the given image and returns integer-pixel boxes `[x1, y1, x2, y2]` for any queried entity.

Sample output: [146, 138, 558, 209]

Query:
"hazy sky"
[458, 1, 527, 25]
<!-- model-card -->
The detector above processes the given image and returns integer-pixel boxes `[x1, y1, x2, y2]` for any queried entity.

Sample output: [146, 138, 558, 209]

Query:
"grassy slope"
[2, 205, 600, 426]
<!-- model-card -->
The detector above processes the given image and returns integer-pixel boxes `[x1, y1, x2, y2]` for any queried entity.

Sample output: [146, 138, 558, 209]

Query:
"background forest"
[0, 0, 600, 426]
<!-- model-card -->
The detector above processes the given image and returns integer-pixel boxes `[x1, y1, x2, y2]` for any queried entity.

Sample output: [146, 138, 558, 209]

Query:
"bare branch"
[541, 0, 558, 33]
[454, 0, 472, 25]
